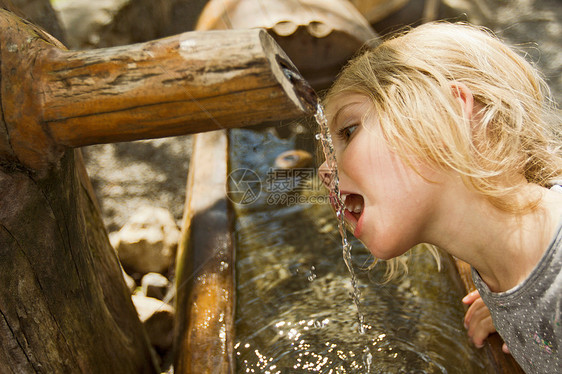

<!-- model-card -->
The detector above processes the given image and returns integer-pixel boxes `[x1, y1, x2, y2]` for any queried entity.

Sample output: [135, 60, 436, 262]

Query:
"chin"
[366, 246, 395, 260]
[366, 241, 410, 261]
[371, 252, 399, 261]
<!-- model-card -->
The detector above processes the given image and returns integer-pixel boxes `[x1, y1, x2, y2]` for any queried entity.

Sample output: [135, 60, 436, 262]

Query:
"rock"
[52, 0, 171, 49]
[11, 0, 67, 43]
[141, 272, 171, 300]
[52, 0, 129, 49]
[131, 294, 174, 352]
[441, 0, 562, 105]
[274, 150, 313, 169]
[110, 206, 180, 275]
[122, 268, 137, 293]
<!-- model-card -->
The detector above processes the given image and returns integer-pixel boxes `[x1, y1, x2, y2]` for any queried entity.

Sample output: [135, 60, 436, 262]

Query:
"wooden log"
[42, 30, 315, 147]
[0, 3, 159, 372]
[174, 130, 235, 373]
[0, 8, 316, 170]
[0, 148, 159, 373]
[349, 0, 409, 24]
[453, 258, 525, 373]
[196, 0, 377, 89]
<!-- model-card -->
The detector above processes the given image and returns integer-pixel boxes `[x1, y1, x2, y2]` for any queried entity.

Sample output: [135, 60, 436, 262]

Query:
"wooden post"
[0, 2, 159, 372]
[0, 149, 160, 373]
[453, 258, 525, 373]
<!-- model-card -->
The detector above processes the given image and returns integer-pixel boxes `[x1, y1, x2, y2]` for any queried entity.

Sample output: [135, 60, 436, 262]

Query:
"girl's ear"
[449, 82, 475, 120]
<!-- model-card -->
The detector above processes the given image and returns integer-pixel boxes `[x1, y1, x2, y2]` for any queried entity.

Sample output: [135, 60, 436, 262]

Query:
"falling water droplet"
[306, 265, 317, 281]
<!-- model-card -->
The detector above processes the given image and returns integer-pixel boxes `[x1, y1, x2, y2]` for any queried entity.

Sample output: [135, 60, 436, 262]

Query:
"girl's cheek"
[338, 146, 354, 170]
[339, 149, 363, 184]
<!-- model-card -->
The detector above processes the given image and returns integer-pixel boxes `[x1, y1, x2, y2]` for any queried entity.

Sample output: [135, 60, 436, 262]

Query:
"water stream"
[314, 102, 365, 334]
[229, 126, 494, 373]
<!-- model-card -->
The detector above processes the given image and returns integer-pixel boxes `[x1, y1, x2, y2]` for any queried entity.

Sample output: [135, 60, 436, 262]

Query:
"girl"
[319, 22, 562, 373]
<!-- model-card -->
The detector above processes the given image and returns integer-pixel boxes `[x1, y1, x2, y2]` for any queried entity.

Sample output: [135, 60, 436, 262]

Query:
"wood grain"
[0, 149, 159, 373]
[174, 131, 235, 374]
[0, 8, 316, 170]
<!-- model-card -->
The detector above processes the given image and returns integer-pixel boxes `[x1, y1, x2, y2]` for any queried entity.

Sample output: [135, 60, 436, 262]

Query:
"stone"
[141, 272, 171, 300]
[110, 206, 180, 275]
[52, 0, 171, 49]
[131, 294, 175, 352]
[122, 268, 137, 293]
[274, 149, 313, 169]
[11, 0, 67, 43]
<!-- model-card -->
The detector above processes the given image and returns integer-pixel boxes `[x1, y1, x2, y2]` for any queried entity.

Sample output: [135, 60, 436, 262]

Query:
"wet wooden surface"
[174, 131, 235, 374]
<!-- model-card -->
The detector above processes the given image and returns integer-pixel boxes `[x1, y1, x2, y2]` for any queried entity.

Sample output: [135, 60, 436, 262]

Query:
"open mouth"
[339, 193, 364, 232]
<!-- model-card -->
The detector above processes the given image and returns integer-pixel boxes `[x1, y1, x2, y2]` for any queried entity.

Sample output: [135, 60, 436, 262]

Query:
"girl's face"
[321, 94, 450, 260]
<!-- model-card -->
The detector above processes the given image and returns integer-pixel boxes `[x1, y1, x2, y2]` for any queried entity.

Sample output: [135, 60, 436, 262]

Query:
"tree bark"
[0, 8, 316, 170]
[0, 149, 159, 373]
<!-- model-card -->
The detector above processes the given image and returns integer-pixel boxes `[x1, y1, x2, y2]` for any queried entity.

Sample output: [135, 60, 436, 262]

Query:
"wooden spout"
[0, 9, 316, 170]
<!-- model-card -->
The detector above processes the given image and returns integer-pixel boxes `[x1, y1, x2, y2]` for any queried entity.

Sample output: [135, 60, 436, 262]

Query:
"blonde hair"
[325, 22, 562, 280]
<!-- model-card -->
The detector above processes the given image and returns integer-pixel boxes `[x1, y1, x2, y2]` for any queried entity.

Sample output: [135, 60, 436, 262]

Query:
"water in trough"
[229, 119, 494, 373]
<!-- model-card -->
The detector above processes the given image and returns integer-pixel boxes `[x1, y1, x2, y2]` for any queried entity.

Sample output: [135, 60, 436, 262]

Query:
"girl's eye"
[336, 124, 359, 142]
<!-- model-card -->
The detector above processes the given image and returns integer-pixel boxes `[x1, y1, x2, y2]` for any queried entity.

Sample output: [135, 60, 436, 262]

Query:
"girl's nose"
[318, 161, 333, 188]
